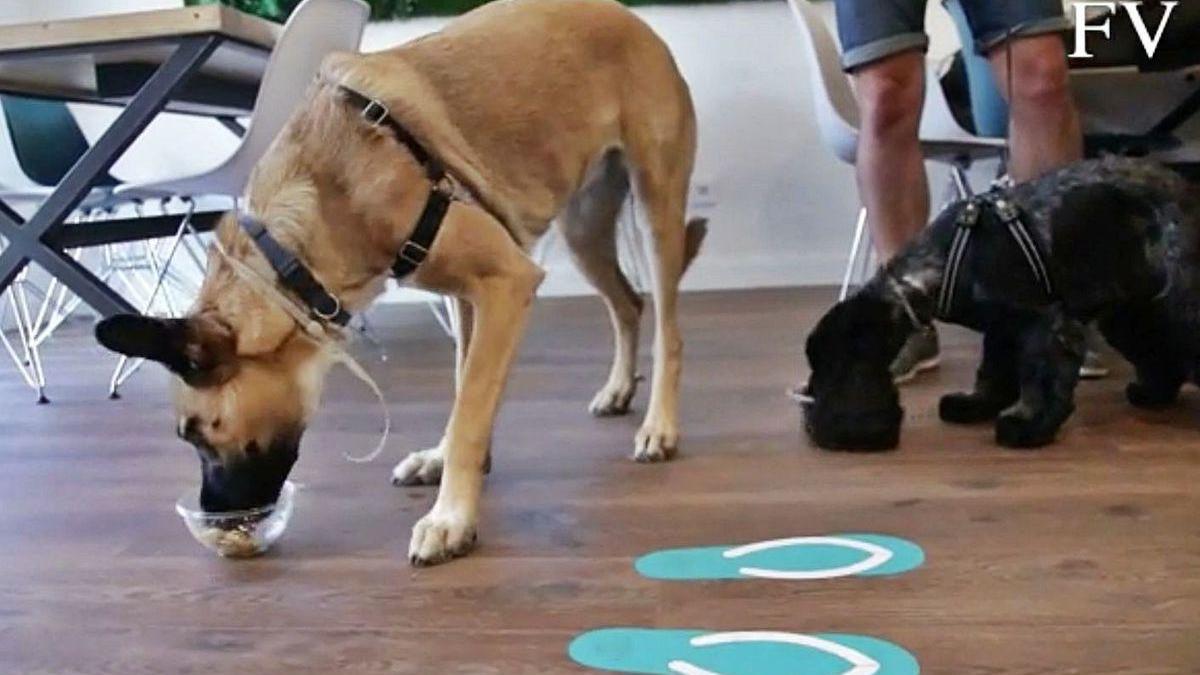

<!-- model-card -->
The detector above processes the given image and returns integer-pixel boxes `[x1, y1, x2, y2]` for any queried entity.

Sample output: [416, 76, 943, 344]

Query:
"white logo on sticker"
[721, 536, 894, 580]
[668, 631, 881, 675]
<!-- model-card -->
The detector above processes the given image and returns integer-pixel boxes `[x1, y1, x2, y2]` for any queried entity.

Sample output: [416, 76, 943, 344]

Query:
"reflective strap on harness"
[994, 197, 1054, 297]
[937, 192, 1054, 320]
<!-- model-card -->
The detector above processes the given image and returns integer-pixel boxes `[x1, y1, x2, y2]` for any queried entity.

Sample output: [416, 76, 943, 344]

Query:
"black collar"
[237, 86, 457, 328]
[937, 189, 1055, 319]
[238, 213, 353, 326]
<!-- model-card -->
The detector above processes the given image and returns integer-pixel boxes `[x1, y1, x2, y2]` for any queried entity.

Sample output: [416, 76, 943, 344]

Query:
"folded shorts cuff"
[842, 33, 930, 72]
[976, 15, 1072, 54]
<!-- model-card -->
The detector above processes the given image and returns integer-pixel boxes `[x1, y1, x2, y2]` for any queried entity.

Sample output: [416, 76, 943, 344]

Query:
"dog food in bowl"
[175, 481, 296, 558]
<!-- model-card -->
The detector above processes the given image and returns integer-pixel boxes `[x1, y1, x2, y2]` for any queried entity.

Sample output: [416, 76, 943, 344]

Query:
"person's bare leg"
[850, 50, 940, 382]
[988, 33, 1082, 181]
[851, 50, 929, 260]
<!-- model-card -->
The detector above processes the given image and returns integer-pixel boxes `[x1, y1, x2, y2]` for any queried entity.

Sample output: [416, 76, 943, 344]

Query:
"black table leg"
[216, 115, 247, 138]
[0, 34, 222, 318]
[1151, 83, 1200, 137]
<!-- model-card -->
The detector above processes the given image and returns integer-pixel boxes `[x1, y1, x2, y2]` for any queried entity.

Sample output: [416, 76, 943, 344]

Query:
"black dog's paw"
[939, 392, 1005, 425]
[995, 413, 1058, 449]
[1125, 381, 1178, 410]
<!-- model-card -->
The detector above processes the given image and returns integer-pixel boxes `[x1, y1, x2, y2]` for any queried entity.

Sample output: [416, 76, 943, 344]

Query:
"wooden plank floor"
[1, 288, 1198, 674]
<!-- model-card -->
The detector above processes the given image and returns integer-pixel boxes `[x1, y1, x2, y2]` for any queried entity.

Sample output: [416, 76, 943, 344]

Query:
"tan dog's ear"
[95, 314, 237, 387]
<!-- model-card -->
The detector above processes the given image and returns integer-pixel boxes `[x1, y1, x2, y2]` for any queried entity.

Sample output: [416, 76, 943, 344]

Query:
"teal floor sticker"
[634, 534, 924, 581]
[569, 628, 919, 675]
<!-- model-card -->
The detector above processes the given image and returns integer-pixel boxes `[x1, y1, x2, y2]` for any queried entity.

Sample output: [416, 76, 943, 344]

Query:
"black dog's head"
[803, 293, 911, 451]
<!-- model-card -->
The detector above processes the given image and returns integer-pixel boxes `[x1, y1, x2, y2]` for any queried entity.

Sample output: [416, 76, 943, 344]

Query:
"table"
[0, 6, 278, 317]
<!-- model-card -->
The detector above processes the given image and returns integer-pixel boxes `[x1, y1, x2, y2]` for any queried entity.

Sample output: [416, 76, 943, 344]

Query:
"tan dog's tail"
[682, 217, 708, 275]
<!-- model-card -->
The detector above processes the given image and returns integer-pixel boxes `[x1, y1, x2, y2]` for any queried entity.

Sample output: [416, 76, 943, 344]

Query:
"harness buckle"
[360, 99, 390, 126]
[311, 295, 342, 322]
[957, 200, 981, 228]
[434, 173, 465, 200]
[397, 240, 429, 266]
[993, 198, 1020, 223]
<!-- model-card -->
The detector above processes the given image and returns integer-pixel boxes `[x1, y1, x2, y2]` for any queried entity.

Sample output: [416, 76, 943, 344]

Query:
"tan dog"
[95, 0, 704, 566]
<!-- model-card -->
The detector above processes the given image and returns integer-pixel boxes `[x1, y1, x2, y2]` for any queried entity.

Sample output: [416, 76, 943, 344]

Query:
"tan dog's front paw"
[408, 507, 478, 567]
[589, 376, 640, 417]
[391, 447, 444, 486]
[633, 419, 678, 463]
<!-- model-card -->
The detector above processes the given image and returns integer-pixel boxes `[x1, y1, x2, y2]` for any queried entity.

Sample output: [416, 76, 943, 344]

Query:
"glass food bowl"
[175, 481, 296, 558]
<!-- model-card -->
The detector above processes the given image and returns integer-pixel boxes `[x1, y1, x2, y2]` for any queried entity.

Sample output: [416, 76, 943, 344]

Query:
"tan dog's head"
[95, 296, 330, 512]
[92, 71, 426, 513]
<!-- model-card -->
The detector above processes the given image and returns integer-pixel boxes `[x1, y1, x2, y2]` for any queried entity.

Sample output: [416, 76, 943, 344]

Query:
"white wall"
[0, 0, 978, 303]
[0, 0, 182, 22]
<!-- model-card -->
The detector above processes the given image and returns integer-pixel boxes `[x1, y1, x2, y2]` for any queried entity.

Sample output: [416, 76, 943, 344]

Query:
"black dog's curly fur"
[805, 157, 1200, 450]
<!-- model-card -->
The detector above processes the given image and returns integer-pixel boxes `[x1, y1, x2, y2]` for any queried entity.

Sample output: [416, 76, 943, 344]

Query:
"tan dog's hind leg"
[558, 151, 644, 417]
[391, 297, 474, 487]
[407, 213, 542, 565]
[629, 169, 691, 462]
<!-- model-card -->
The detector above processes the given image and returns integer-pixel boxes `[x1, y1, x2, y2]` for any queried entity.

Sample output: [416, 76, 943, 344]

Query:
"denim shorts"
[834, 0, 1071, 71]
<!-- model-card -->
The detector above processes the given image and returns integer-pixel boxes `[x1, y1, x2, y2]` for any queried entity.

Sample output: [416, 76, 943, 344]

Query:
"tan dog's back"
[326, 0, 695, 244]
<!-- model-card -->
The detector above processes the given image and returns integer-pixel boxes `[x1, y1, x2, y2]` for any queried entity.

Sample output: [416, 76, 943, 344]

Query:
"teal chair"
[0, 95, 119, 189]
[943, 0, 1009, 139]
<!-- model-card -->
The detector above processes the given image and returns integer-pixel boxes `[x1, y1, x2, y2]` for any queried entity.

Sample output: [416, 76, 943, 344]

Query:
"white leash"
[210, 234, 391, 464]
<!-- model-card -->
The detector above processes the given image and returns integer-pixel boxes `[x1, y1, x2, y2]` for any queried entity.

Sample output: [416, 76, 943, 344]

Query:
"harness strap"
[238, 214, 352, 327]
[235, 85, 462, 329]
[937, 191, 1054, 319]
[337, 85, 453, 282]
[994, 197, 1054, 296]
[937, 201, 978, 317]
[392, 187, 451, 279]
[337, 85, 445, 182]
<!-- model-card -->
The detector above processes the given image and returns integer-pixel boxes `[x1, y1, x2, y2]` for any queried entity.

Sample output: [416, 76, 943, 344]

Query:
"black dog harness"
[936, 189, 1055, 319]
[238, 85, 457, 327]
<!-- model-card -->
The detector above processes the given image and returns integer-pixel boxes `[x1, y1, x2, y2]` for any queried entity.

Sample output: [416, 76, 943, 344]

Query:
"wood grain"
[0, 5, 280, 55]
[0, 288, 1197, 674]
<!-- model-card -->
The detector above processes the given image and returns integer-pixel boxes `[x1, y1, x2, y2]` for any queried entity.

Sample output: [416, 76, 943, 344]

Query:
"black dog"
[804, 157, 1200, 450]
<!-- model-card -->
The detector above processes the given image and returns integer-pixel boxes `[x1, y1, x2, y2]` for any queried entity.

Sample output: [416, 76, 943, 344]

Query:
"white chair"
[105, 0, 369, 396]
[787, 0, 1006, 299]
[117, 0, 369, 199]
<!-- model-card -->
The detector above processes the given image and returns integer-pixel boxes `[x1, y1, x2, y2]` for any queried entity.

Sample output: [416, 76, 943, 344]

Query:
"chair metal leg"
[34, 248, 89, 346]
[426, 297, 455, 338]
[856, 227, 875, 288]
[353, 313, 388, 362]
[532, 226, 555, 267]
[950, 163, 974, 199]
[28, 210, 98, 348]
[13, 275, 49, 403]
[2, 282, 48, 403]
[0, 291, 37, 392]
[839, 207, 869, 301]
[108, 207, 194, 398]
